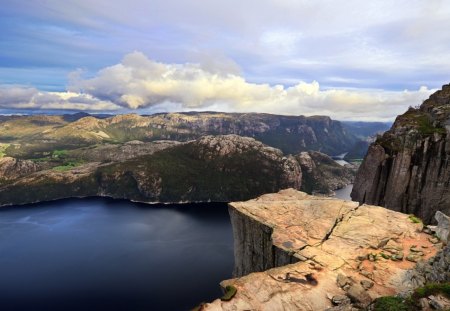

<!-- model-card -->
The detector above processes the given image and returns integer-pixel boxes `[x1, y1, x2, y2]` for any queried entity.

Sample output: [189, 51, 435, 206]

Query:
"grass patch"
[373, 283, 450, 310]
[52, 161, 83, 171]
[416, 115, 446, 135]
[414, 283, 450, 299]
[373, 296, 410, 311]
[52, 149, 68, 158]
[220, 285, 237, 301]
[408, 214, 422, 224]
[0, 143, 10, 158]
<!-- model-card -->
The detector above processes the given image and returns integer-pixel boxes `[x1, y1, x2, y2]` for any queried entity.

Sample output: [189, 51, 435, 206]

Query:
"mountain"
[341, 121, 392, 140]
[0, 112, 365, 159]
[0, 134, 357, 206]
[351, 84, 450, 223]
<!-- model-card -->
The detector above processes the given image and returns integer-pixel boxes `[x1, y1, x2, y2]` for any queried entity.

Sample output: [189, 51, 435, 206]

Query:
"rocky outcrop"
[0, 135, 302, 206]
[0, 157, 39, 182]
[204, 189, 439, 311]
[297, 151, 355, 195]
[351, 84, 450, 224]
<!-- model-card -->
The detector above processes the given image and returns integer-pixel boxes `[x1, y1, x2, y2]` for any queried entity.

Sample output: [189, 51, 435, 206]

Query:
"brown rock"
[203, 189, 439, 311]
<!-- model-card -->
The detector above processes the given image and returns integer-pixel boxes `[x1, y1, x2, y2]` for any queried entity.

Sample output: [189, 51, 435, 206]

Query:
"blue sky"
[1, 0, 449, 120]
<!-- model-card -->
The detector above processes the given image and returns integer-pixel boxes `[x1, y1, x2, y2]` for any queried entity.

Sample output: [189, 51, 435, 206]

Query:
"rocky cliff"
[0, 135, 302, 206]
[202, 189, 440, 311]
[297, 151, 355, 195]
[351, 84, 450, 224]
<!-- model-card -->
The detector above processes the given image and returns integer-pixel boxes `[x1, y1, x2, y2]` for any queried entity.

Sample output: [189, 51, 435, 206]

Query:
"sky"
[1, 0, 450, 120]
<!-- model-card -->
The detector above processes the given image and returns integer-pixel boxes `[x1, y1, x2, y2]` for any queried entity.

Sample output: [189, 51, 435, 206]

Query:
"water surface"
[0, 198, 233, 311]
[334, 184, 353, 200]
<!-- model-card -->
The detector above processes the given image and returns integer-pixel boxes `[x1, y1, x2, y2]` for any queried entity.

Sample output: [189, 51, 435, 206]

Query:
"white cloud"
[64, 52, 434, 120]
[0, 86, 120, 111]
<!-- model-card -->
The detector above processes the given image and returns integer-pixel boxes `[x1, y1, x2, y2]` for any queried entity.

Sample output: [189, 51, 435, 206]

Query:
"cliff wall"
[351, 84, 450, 223]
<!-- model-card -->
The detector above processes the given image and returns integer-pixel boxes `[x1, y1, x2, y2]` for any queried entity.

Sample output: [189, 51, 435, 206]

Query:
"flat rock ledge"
[203, 189, 439, 311]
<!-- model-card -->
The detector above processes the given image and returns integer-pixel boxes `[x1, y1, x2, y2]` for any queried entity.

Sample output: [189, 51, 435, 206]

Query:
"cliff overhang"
[203, 189, 441, 310]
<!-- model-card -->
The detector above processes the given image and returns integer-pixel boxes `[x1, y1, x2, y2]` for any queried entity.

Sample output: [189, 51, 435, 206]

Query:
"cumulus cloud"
[0, 86, 119, 111]
[0, 52, 436, 120]
[63, 52, 434, 120]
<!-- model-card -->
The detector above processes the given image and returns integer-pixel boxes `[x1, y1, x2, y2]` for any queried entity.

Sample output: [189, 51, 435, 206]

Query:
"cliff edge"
[351, 84, 450, 223]
[203, 189, 439, 311]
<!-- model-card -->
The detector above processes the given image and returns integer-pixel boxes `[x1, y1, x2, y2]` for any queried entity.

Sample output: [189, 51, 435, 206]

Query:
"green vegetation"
[373, 296, 409, 311]
[380, 252, 390, 259]
[373, 283, 450, 310]
[0, 143, 9, 158]
[414, 283, 450, 299]
[52, 149, 68, 158]
[408, 214, 422, 224]
[220, 285, 237, 301]
[416, 115, 446, 135]
[52, 161, 83, 171]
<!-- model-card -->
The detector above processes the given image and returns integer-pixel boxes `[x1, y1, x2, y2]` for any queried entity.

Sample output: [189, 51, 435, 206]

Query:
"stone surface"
[203, 189, 438, 311]
[435, 211, 450, 243]
[351, 84, 450, 224]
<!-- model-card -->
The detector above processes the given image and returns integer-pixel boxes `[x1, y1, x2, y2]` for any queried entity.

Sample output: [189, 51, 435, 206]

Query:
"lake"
[0, 198, 234, 311]
[334, 184, 353, 200]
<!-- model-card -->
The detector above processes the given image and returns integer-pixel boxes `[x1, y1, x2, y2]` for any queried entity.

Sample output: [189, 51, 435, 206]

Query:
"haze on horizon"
[1, 0, 450, 121]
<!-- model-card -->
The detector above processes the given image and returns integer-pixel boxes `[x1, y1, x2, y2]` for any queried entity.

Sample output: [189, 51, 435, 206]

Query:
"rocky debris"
[332, 294, 351, 305]
[203, 189, 438, 311]
[351, 84, 450, 224]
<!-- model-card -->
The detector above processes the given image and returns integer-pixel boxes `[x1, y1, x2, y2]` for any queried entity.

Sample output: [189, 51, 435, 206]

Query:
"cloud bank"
[0, 52, 435, 120]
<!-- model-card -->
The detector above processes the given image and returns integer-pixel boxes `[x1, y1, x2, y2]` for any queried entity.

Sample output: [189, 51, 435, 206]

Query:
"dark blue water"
[0, 198, 234, 311]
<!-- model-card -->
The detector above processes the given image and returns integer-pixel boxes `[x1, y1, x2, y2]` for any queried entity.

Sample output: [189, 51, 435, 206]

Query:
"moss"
[220, 285, 237, 301]
[414, 283, 450, 299]
[380, 252, 390, 259]
[52, 149, 68, 158]
[373, 296, 410, 311]
[373, 283, 450, 311]
[416, 115, 446, 135]
[0, 143, 9, 158]
[408, 214, 422, 224]
[52, 161, 83, 171]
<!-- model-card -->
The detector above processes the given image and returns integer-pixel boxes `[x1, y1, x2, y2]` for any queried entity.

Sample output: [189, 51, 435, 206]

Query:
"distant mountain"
[341, 121, 392, 140]
[0, 134, 356, 206]
[340, 121, 391, 159]
[0, 112, 377, 159]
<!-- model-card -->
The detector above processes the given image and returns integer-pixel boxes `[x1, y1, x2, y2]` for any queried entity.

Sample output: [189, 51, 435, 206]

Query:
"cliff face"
[0, 157, 39, 181]
[352, 84, 450, 223]
[204, 189, 439, 310]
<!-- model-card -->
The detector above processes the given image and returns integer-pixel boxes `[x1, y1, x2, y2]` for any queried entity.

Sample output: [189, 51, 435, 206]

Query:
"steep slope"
[351, 84, 450, 223]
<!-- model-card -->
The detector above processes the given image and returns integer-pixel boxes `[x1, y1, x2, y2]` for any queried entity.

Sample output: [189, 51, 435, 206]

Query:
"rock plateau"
[203, 189, 440, 311]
